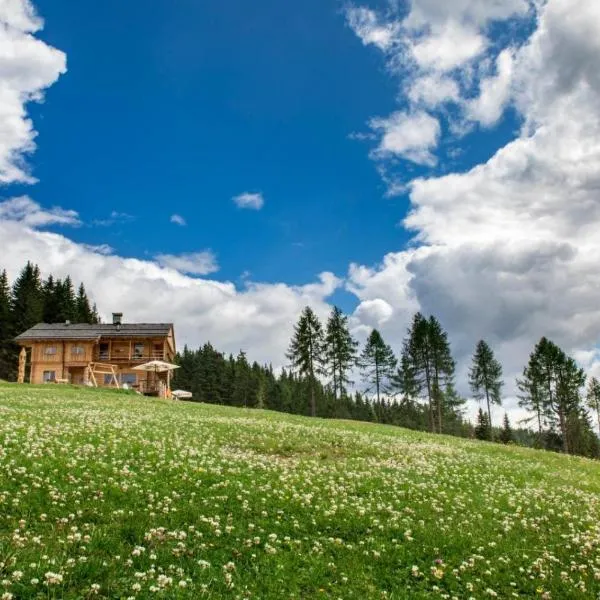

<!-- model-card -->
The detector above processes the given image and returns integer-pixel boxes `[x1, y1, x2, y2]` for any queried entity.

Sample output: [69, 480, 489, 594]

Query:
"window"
[133, 343, 145, 358]
[120, 373, 137, 386]
[43, 370, 56, 383]
[71, 346, 84, 357]
[104, 374, 116, 385]
[44, 346, 57, 355]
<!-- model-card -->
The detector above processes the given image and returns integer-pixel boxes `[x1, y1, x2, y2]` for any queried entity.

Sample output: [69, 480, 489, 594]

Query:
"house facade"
[15, 313, 176, 393]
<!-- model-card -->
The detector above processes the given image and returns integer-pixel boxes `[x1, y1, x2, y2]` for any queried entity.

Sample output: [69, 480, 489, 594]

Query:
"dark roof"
[15, 323, 173, 342]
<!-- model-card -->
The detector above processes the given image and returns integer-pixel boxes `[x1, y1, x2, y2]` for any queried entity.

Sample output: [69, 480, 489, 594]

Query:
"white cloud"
[81, 243, 114, 256]
[345, 0, 600, 423]
[154, 251, 219, 276]
[170, 214, 186, 226]
[345, 0, 533, 169]
[0, 196, 80, 227]
[346, 7, 399, 51]
[369, 111, 441, 165]
[408, 74, 461, 108]
[0, 0, 66, 183]
[0, 217, 342, 368]
[410, 20, 487, 72]
[468, 49, 515, 126]
[233, 192, 264, 210]
[92, 211, 135, 227]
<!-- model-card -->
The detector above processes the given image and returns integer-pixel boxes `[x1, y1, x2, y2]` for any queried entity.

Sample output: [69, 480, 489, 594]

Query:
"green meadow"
[0, 384, 599, 599]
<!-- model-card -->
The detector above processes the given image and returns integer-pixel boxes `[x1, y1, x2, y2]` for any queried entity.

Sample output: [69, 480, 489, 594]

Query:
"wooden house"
[15, 313, 176, 394]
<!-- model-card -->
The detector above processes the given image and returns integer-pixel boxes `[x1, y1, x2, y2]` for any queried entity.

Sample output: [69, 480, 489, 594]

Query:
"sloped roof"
[15, 323, 173, 342]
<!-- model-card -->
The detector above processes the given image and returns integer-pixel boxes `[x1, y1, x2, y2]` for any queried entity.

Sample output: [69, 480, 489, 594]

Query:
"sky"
[1, 0, 600, 424]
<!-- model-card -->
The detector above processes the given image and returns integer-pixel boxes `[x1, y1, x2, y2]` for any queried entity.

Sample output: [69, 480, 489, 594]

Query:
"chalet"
[14, 313, 176, 395]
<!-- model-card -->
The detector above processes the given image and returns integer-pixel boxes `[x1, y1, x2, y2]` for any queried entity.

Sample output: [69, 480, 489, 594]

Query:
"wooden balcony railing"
[96, 351, 165, 363]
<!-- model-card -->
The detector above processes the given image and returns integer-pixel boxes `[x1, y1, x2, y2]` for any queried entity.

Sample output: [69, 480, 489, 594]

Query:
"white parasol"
[133, 361, 180, 395]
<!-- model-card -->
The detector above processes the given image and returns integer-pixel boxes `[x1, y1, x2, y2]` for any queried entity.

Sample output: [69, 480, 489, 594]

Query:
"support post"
[17, 347, 26, 384]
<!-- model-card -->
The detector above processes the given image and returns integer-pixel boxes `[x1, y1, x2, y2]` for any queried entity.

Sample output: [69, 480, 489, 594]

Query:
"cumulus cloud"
[0, 195, 80, 227]
[154, 251, 220, 276]
[345, 7, 399, 50]
[0, 216, 343, 368]
[346, 0, 600, 424]
[170, 214, 186, 226]
[233, 192, 264, 210]
[0, 0, 66, 183]
[369, 111, 441, 165]
[346, 0, 532, 171]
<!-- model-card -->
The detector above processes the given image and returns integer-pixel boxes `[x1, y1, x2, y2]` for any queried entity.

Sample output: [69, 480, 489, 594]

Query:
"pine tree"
[518, 338, 585, 454]
[358, 329, 397, 404]
[286, 306, 325, 417]
[75, 283, 97, 323]
[0, 269, 14, 380]
[499, 413, 513, 444]
[232, 350, 251, 407]
[474, 408, 492, 441]
[586, 377, 600, 435]
[42, 275, 58, 322]
[11, 262, 43, 335]
[469, 340, 503, 431]
[401, 313, 455, 434]
[324, 306, 358, 399]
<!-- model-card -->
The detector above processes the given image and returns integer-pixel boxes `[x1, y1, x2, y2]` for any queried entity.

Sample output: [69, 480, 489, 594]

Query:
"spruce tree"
[286, 306, 325, 417]
[11, 262, 43, 335]
[474, 408, 492, 441]
[324, 306, 358, 399]
[469, 340, 503, 431]
[75, 283, 96, 323]
[499, 413, 513, 444]
[586, 377, 600, 435]
[0, 270, 14, 380]
[42, 275, 58, 322]
[401, 313, 455, 434]
[358, 329, 397, 404]
[518, 338, 585, 454]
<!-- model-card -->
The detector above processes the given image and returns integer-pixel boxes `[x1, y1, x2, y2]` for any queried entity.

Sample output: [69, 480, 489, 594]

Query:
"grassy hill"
[0, 384, 599, 599]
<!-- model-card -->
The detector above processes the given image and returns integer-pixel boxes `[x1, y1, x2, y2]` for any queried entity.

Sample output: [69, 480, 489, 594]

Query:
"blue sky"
[18, 0, 405, 292]
[9, 0, 519, 301]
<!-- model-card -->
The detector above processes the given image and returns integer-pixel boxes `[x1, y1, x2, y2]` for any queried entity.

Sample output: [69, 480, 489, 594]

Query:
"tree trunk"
[558, 404, 569, 454]
[310, 376, 316, 418]
[485, 387, 492, 436]
[434, 364, 442, 435]
[424, 358, 435, 433]
[375, 359, 381, 404]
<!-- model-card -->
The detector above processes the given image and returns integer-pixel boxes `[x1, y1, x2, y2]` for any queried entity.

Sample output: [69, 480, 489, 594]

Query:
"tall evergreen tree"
[358, 329, 397, 404]
[499, 413, 513, 444]
[518, 338, 585, 454]
[75, 283, 97, 323]
[469, 340, 503, 431]
[41, 275, 58, 323]
[11, 262, 43, 335]
[474, 408, 492, 441]
[0, 270, 13, 380]
[324, 306, 358, 399]
[286, 306, 325, 417]
[401, 313, 455, 434]
[586, 377, 600, 435]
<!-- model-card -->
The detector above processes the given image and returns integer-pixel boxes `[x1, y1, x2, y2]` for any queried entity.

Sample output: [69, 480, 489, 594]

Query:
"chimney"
[112, 312, 123, 326]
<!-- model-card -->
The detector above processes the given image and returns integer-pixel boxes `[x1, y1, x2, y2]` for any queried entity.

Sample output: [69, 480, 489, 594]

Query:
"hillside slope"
[0, 384, 599, 599]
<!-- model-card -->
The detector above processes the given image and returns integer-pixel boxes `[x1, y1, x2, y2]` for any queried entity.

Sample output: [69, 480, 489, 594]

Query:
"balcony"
[96, 350, 165, 363]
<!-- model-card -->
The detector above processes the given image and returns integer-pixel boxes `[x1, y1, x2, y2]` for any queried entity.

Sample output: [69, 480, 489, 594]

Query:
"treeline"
[174, 306, 600, 458]
[0, 262, 99, 380]
[171, 342, 474, 438]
